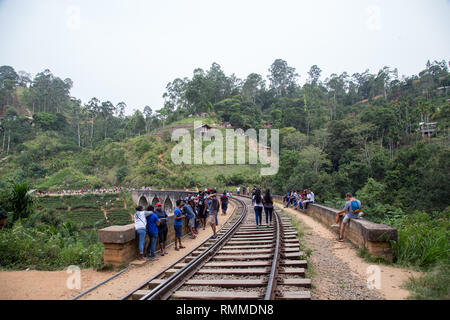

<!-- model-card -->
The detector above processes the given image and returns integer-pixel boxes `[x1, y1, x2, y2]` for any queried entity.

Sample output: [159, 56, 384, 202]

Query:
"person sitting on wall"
[302, 189, 315, 210]
[333, 192, 364, 242]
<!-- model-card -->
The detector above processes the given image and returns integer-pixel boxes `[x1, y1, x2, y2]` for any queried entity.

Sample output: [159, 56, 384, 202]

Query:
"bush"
[115, 166, 129, 184]
[387, 211, 449, 269]
[0, 183, 35, 224]
[228, 173, 245, 186]
[24, 209, 64, 228]
[404, 263, 450, 300]
[0, 223, 104, 270]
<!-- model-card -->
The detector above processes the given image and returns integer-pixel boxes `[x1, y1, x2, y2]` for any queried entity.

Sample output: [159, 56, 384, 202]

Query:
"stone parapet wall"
[303, 203, 397, 262]
[241, 194, 397, 262]
[98, 211, 191, 267]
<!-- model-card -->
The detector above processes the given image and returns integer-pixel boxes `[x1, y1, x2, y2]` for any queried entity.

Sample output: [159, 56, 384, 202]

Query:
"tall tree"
[268, 59, 299, 97]
[116, 101, 127, 119]
[307, 65, 322, 87]
[86, 97, 100, 147]
[99, 101, 115, 139]
[242, 73, 265, 104]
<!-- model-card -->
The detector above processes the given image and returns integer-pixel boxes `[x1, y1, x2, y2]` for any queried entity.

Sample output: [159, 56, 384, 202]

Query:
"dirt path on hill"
[276, 204, 422, 300]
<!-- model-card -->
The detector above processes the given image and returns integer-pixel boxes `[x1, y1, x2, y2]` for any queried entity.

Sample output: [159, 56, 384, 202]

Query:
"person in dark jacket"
[262, 189, 274, 225]
[154, 203, 169, 256]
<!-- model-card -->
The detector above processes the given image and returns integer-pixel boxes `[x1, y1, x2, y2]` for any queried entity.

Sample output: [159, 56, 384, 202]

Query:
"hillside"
[0, 61, 449, 299]
[0, 61, 449, 212]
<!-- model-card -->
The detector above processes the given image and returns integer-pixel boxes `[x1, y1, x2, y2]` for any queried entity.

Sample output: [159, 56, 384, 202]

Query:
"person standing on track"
[173, 200, 186, 251]
[263, 189, 274, 226]
[207, 190, 220, 239]
[188, 197, 199, 234]
[145, 205, 160, 261]
[197, 192, 207, 230]
[154, 202, 169, 256]
[134, 205, 151, 261]
[182, 200, 197, 239]
[252, 189, 263, 227]
[220, 191, 229, 215]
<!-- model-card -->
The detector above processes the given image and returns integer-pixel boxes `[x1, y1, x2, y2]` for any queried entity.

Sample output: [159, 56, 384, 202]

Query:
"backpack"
[210, 198, 219, 211]
[351, 200, 361, 214]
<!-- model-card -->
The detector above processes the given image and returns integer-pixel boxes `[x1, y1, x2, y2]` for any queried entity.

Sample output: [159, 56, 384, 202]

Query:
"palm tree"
[8, 183, 35, 223]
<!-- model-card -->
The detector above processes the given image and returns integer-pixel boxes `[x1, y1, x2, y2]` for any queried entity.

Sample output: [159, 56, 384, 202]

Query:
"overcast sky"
[0, 0, 449, 115]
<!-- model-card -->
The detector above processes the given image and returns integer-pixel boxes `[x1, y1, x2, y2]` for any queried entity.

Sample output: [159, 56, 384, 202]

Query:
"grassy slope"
[0, 116, 261, 190]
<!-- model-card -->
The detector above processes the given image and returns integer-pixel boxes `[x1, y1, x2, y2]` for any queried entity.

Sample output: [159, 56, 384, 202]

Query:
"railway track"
[121, 196, 311, 300]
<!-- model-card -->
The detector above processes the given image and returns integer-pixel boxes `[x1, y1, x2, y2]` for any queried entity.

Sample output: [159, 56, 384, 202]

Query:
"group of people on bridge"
[133, 186, 365, 261]
[133, 189, 232, 261]
[283, 189, 315, 210]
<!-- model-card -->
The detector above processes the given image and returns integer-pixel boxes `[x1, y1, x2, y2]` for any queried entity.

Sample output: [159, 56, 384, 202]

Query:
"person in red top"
[220, 191, 229, 215]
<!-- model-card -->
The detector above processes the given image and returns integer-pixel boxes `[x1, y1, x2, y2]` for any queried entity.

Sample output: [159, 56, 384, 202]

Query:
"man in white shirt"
[302, 189, 315, 210]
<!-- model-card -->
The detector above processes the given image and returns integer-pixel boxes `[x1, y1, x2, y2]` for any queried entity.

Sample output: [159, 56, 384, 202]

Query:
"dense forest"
[1, 60, 449, 217]
[0, 60, 449, 298]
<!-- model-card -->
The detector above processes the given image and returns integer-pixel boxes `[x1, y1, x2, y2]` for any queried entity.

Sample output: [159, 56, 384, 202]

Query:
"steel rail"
[71, 219, 205, 301]
[71, 267, 128, 300]
[119, 197, 242, 300]
[264, 208, 281, 300]
[73, 197, 240, 301]
[140, 197, 249, 300]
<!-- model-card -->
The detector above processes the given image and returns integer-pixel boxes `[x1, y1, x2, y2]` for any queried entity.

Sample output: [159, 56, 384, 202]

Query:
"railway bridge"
[130, 190, 192, 213]
[99, 190, 396, 269]
[83, 191, 399, 300]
